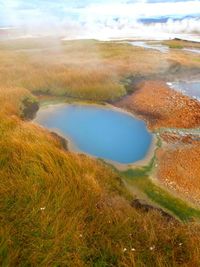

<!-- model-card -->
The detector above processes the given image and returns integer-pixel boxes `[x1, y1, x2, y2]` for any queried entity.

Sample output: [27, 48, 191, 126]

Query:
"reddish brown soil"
[116, 81, 200, 205]
[116, 81, 200, 130]
[156, 134, 200, 206]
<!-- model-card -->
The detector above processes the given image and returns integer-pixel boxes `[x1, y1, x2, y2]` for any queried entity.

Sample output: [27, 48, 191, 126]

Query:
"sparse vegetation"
[163, 39, 200, 50]
[169, 44, 184, 49]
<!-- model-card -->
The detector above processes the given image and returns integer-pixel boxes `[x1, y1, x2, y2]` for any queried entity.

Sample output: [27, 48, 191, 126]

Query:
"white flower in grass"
[40, 207, 46, 210]
[149, 245, 155, 251]
[131, 248, 136, 251]
[123, 248, 127, 252]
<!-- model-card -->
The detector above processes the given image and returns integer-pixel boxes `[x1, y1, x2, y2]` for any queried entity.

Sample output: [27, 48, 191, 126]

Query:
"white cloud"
[76, 1, 200, 18]
[0, 0, 199, 40]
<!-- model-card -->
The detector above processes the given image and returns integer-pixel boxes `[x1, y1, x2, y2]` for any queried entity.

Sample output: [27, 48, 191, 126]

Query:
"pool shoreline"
[33, 102, 156, 170]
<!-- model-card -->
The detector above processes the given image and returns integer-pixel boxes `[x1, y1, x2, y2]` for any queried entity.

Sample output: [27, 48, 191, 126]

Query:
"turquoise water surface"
[35, 104, 153, 164]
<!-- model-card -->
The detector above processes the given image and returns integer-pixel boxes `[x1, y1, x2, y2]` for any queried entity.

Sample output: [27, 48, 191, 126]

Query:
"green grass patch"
[168, 44, 184, 49]
[121, 168, 200, 221]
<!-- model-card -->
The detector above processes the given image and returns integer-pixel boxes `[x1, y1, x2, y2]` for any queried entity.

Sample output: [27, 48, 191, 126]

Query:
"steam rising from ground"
[66, 17, 200, 41]
[0, 0, 200, 40]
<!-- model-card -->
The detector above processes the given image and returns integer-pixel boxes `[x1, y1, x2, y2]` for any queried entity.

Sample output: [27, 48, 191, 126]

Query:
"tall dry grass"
[0, 39, 199, 103]
[0, 86, 31, 115]
[1, 38, 200, 266]
[0, 39, 177, 102]
[1, 114, 200, 266]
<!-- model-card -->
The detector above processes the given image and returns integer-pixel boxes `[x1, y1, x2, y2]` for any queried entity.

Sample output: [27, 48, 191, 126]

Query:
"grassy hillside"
[1, 112, 200, 266]
[1, 39, 200, 266]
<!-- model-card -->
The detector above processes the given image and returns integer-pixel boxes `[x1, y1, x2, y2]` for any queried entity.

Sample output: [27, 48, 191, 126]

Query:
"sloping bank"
[115, 80, 200, 220]
[32, 89, 200, 222]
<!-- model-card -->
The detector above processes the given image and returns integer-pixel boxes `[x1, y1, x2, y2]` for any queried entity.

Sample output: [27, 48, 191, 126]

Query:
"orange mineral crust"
[156, 135, 200, 206]
[116, 80, 200, 205]
[116, 81, 200, 130]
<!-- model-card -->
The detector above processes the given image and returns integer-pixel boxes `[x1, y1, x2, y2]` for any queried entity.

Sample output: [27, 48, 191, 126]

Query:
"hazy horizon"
[0, 0, 200, 40]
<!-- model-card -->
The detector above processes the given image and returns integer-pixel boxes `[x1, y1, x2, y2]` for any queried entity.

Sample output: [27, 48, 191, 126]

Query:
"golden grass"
[0, 38, 183, 102]
[163, 39, 200, 49]
[0, 86, 31, 115]
[0, 38, 199, 105]
[1, 114, 200, 266]
[0, 51, 126, 101]
[1, 38, 200, 266]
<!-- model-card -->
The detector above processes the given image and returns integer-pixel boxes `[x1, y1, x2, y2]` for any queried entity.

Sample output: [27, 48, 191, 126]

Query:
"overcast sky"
[0, 0, 199, 39]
